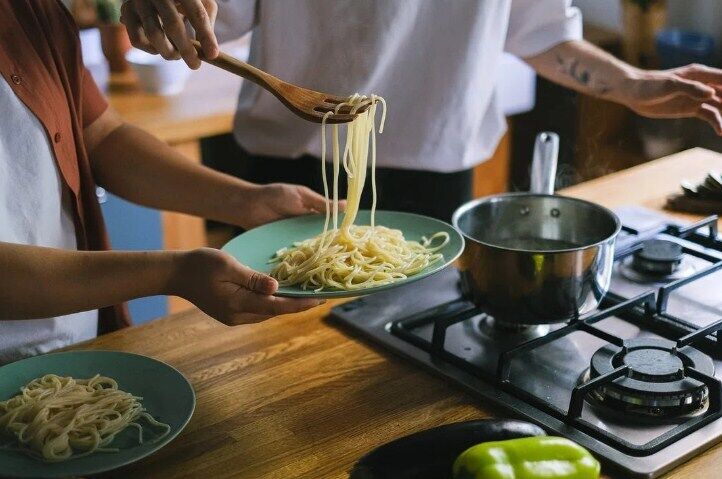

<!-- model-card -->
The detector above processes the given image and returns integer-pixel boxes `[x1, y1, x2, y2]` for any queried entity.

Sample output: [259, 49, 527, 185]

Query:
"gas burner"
[588, 338, 714, 417]
[618, 239, 695, 283]
[618, 258, 695, 284]
[476, 315, 550, 341]
[634, 240, 684, 275]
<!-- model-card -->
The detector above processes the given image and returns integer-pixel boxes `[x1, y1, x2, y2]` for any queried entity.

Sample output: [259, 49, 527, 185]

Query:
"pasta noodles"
[270, 95, 449, 291]
[0, 374, 170, 462]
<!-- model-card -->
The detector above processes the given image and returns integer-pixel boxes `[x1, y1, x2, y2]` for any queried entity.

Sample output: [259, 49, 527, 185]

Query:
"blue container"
[98, 188, 168, 324]
[656, 29, 715, 69]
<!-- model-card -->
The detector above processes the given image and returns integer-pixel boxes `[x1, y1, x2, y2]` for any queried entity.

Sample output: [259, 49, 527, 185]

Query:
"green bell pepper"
[453, 436, 600, 479]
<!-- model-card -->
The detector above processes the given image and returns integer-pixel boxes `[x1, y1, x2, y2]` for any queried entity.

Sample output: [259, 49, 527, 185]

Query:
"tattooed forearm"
[555, 54, 612, 96]
[525, 40, 640, 105]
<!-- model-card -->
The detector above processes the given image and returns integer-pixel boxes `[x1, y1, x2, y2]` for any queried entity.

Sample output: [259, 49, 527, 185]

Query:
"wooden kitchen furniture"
[74, 148, 722, 478]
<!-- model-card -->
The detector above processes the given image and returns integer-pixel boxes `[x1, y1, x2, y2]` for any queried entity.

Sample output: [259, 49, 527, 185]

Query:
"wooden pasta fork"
[191, 40, 365, 124]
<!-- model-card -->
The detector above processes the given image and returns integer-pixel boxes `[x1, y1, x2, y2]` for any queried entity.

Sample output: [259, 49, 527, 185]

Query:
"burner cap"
[589, 338, 714, 417]
[632, 240, 683, 276]
[622, 348, 684, 382]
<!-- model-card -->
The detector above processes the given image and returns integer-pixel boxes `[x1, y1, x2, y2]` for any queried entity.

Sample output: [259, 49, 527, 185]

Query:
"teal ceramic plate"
[222, 210, 465, 298]
[0, 350, 195, 478]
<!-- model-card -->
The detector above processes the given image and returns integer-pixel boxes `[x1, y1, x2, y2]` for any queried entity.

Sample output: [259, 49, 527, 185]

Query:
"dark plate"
[349, 419, 546, 479]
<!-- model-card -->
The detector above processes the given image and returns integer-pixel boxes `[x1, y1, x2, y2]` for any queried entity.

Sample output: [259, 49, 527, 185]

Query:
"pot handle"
[529, 132, 559, 195]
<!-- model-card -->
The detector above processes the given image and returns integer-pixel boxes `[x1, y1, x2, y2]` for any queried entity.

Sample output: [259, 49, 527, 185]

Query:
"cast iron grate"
[389, 215, 722, 456]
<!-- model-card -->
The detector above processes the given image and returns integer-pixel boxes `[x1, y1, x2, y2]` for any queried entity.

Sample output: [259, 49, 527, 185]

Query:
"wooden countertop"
[75, 148, 722, 478]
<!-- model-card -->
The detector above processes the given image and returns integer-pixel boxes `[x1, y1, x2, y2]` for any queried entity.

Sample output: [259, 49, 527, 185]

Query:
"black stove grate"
[617, 215, 719, 246]
[668, 216, 719, 242]
[614, 216, 722, 315]
[614, 215, 722, 347]
[389, 215, 722, 456]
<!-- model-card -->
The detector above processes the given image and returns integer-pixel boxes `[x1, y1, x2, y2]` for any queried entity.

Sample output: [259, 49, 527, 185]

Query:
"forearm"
[525, 40, 640, 105]
[0, 242, 181, 319]
[88, 118, 259, 228]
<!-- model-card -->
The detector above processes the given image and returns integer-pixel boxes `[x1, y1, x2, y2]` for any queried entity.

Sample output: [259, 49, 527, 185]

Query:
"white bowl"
[126, 48, 191, 95]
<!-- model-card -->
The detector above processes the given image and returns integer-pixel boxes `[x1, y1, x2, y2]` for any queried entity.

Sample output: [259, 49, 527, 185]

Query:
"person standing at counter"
[0, 0, 328, 365]
[121, 0, 722, 221]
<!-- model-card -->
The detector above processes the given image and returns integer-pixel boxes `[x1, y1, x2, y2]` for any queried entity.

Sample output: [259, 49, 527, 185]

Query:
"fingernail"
[264, 277, 278, 292]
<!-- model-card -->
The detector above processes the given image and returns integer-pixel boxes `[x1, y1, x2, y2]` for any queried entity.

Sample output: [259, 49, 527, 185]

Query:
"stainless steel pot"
[451, 132, 621, 325]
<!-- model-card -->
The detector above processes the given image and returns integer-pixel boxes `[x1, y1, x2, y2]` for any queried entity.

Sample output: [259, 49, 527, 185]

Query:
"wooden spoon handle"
[190, 39, 279, 92]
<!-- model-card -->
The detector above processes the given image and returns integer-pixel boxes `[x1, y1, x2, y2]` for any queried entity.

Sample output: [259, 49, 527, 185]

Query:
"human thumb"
[236, 263, 278, 294]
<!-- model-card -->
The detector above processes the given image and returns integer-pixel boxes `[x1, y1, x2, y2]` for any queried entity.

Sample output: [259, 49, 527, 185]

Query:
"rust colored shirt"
[0, 0, 130, 333]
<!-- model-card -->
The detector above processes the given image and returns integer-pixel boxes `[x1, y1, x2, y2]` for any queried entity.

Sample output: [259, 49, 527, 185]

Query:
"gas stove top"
[331, 206, 722, 478]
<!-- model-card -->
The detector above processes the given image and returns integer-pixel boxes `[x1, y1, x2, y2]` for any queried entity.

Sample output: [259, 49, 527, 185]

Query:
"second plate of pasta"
[222, 210, 464, 298]
[0, 351, 194, 478]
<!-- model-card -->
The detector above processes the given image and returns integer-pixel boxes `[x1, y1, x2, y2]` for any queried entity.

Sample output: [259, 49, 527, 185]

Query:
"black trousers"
[234, 147, 473, 223]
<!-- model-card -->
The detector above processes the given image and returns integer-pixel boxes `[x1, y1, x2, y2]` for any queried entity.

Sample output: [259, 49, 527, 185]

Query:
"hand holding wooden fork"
[120, 0, 363, 124]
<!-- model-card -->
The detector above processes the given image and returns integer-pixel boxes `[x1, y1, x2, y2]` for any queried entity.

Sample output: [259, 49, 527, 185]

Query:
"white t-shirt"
[216, 0, 582, 172]
[0, 77, 98, 365]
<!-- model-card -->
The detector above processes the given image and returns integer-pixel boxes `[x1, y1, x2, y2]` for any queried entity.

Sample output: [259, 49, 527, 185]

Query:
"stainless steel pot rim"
[451, 192, 622, 254]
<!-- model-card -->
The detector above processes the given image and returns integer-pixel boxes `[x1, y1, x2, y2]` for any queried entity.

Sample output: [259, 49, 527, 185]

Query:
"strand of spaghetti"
[370, 97, 378, 228]
[371, 95, 386, 228]
[376, 96, 387, 133]
[332, 123, 340, 230]
[320, 111, 333, 236]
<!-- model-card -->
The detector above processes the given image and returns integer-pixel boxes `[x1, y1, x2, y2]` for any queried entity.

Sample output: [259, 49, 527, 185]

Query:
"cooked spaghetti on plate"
[0, 374, 170, 462]
[270, 95, 449, 292]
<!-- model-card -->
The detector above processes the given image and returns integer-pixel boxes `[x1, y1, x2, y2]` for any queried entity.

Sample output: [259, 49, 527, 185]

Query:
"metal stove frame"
[332, 213, 722, 478]
[391, 215, 722, 456]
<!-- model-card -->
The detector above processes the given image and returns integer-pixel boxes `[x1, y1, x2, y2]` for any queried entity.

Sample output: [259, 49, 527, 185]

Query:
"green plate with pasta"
[0, 350, 195, 478]
[222, 210, 465, 298]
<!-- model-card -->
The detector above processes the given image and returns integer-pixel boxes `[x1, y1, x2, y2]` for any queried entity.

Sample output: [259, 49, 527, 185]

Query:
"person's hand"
[240, 183, 346, 230]
[622, 64, 722, 134]
[120, 0, 219, 69]
[172, 248, 323, 325]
